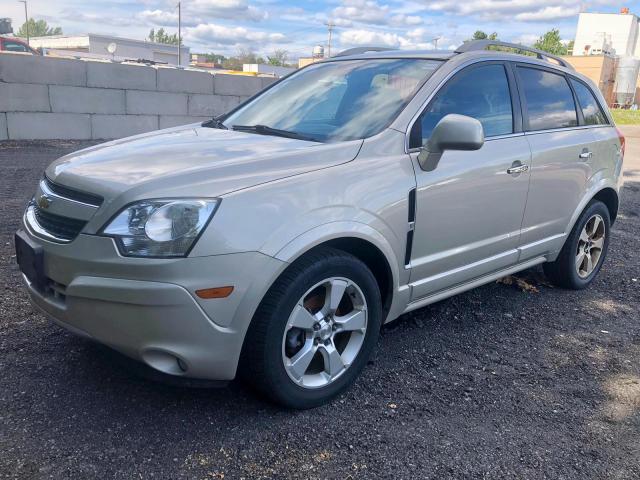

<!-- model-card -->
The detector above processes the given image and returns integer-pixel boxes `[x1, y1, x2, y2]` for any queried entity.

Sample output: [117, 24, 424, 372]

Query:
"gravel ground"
[1, 130, 639, 480]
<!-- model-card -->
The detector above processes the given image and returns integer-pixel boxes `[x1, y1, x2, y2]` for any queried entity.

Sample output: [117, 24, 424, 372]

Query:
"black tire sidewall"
[560, 201, 611, 289]
[258, 253, 382, 408]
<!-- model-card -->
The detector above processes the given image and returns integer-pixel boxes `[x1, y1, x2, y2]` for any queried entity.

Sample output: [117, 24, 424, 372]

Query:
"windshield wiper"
[231, 124, 318, 142]
[202, 117, 228, 129]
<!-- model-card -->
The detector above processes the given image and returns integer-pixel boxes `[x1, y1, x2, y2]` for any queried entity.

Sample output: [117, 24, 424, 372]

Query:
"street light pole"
[324, 21, 335, 58]
[19, 0, 29, 45]
[177, 1, 181, 66]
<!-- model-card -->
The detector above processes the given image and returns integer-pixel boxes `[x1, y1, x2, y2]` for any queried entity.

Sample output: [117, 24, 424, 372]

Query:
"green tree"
[471, 30, 498, 41]
[17, 18, 62, 38]
[148, 28, 181, 46]
[533, 28, 568, 55]
[222, 48, 265, 70]
[201, 53, 226, 64]
[267, 49, 288, 66]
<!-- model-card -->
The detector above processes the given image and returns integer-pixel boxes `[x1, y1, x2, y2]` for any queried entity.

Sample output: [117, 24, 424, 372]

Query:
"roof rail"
[334, 46, 397, 58]
[455, 40, 574, 70]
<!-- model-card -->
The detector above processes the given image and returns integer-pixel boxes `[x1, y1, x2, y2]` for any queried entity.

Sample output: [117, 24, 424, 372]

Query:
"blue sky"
[3, 0, 638, 59]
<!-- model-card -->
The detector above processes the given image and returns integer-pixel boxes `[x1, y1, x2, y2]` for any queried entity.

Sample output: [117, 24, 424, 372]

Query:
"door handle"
[579, 149, 593, 160]
[506, 163, 529, 175]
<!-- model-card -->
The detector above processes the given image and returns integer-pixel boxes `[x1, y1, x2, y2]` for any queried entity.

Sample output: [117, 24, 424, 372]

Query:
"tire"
[543, 200, 611, 290]
[240, 247, 382, 409]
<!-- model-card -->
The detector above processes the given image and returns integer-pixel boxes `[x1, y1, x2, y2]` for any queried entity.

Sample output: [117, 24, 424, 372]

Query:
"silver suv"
[15, 41, 625, 408]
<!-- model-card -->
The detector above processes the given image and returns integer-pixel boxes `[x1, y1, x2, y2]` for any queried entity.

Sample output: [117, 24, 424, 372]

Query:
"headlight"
[101, 199, 219, 257]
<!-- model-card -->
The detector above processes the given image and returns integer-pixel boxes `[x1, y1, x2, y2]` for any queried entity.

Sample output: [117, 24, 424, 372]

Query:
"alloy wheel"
[281, 277, 368, 389]
[575, 214, 606, 278]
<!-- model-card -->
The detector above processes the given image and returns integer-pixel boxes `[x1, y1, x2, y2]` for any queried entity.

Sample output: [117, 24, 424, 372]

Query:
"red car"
[0, 36, 39, 54]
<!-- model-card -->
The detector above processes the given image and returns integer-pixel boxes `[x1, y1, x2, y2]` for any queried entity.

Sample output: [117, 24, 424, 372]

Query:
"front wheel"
[543, 200, 611, 289]
[241, 247, 382, 409]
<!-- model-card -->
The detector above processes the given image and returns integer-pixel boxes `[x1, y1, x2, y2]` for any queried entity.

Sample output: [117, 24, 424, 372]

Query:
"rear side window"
[518, 67, 577, 131]
[3, 40, 29, 53]
[570, 78, 608, 125]
[411, 63, 513, 147]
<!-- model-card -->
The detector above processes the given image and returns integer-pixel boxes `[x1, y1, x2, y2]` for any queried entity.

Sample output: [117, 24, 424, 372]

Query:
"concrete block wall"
[0, 54, 275, 140]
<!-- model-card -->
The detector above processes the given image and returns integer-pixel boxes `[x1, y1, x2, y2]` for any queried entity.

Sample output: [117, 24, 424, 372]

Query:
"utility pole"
[430, 36, 441, 50]
[325, 21, 335, 57]
[177, 1, 182, 66]
[19, 0, 29, 45]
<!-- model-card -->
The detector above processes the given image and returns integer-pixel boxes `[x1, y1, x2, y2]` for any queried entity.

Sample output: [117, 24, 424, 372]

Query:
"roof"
[326, 49, 455, 62]
[326, 41, 574, 71]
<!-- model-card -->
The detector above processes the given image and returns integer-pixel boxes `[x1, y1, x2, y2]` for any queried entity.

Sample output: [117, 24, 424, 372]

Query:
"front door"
[406, 62, 531, 300]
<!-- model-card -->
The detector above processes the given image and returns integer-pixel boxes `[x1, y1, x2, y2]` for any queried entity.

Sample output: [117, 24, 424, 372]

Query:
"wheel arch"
[592, 187, 619, 225]
[566, 182, 620, 239]
[273, 222, 404, 323]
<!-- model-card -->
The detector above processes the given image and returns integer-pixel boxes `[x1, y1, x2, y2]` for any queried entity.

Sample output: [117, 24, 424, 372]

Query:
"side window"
[518, 67, 577, 131]
[411, 63, 513, 148]
[3, 41, 29, 53]
[570, 78, 608, 125]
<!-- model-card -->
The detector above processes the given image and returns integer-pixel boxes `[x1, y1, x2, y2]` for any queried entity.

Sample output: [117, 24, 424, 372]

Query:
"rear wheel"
[241, 247, 381, 409]
[543, 200, 610, 289]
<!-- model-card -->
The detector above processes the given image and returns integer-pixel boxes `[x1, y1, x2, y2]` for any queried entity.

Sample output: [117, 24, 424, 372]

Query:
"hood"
[46, 125, 363, 200]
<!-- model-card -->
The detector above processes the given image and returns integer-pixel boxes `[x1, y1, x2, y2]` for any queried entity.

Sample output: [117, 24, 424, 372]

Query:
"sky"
[2, 0, 638, 59]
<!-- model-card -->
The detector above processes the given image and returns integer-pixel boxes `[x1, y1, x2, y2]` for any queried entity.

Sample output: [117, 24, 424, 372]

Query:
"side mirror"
[417, 114, 485, 172]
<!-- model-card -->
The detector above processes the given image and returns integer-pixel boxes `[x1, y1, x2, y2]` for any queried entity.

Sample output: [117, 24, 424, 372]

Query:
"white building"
[29, 33, 189, 66]
[573, 11, 640, 56]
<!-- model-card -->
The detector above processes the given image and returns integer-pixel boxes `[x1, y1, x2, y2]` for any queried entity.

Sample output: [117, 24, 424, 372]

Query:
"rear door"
[516, 64, 597, 260]
[568, 76, 621, 177]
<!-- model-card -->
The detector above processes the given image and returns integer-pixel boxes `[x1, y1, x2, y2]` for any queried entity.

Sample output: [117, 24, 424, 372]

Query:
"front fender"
[272, 221, 410, 322]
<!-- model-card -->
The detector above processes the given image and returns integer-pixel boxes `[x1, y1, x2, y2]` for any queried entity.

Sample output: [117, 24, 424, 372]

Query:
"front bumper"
[18, 227, 286, 381]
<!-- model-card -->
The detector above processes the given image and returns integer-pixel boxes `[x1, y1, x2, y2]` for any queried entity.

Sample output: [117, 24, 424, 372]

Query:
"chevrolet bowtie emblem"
[37, 194, 53, 209]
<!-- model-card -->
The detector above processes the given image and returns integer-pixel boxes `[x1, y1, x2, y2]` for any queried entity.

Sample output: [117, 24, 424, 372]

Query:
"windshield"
[223, 58, 442, 142]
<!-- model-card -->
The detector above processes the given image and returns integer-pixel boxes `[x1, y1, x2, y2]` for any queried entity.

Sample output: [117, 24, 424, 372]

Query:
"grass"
[611, 109, 640, 125]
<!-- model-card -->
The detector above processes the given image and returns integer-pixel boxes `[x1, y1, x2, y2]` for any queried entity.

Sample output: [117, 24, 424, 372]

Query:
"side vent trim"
[408, 188, 416, 222]
[404, 231, 414, 266]
[405, 188, 417, 267]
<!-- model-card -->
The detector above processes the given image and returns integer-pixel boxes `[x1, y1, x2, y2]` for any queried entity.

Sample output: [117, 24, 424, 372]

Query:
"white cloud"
[426, 0, 586, 22]
[338, 28, 441, 49]
[340, 29, 404, 47]
[186, 23, 287, 46]
[138, 10, 181, 26]
[142, 0, 267, 26]
[332, 0, 423, 27]
[514, 6, 581, 21]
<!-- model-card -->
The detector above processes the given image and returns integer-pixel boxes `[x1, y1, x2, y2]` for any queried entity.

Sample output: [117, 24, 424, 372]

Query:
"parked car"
[16, 41, 624, 408]
[0, 36, 39, 55]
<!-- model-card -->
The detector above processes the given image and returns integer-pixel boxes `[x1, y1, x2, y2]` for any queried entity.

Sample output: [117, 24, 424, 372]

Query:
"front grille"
[44, 176, 103, 207]
[33, 206, 87, 241]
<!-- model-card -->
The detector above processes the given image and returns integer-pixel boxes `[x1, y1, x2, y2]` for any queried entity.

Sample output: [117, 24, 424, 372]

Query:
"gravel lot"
[1, 129, 639, 479]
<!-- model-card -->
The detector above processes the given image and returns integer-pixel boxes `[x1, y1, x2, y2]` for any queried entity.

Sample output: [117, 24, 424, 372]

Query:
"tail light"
[615, 126, 626, 159]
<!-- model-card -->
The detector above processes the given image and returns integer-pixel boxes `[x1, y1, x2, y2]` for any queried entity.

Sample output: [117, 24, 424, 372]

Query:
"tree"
[148, 28, 181, 46]
[17, 18, 62, 38]
[200, 53, 226, 65]
[471, 30, 498, 41]
[222, 48, 265, 70]
[267, 49, 288, 67]
[533, 29, 568, 56]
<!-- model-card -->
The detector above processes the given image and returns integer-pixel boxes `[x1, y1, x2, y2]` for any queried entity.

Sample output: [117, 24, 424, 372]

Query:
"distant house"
[28, 33, 189, 66]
